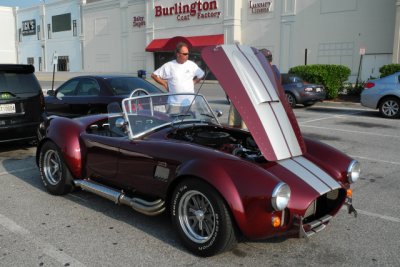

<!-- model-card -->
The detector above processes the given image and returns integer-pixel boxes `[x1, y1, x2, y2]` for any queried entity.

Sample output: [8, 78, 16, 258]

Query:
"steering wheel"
[130, 88, 149, 98]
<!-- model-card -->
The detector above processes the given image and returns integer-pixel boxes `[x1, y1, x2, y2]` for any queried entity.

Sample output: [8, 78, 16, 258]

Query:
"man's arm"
[193, 76, 202, 85]
[151, 73, 168, 91]
[193, 65, 206, 85]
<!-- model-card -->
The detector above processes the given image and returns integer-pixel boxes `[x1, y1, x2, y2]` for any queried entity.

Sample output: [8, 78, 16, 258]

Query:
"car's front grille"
[303, 188, 345, 224]
[293, 188, 345, 238]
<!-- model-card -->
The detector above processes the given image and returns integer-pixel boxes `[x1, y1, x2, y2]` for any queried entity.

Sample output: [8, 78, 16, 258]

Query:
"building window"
[18, 28, 22, 42]
[73, 20, 77, 36]
[47, 24, 51, 39]
[27, 57, 34, 65]
[52, 13, 71, 32]
[39, 57, 42, 71]
[37, 25, 41, 40]
[57, 56, 69, 71]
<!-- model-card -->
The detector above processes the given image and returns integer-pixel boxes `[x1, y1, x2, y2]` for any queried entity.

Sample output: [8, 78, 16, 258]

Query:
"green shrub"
[289, 64, 351, 99]
[379, 64, 400, 78]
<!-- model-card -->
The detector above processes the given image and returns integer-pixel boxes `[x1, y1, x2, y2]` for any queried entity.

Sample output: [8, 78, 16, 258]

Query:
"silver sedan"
[361, 72, 400, 118]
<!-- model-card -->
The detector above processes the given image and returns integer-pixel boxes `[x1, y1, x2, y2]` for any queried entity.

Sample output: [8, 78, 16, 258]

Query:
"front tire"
[171, 179, 237, 257]
[39, 141, 75, 195]
[379, 97, 400, 119]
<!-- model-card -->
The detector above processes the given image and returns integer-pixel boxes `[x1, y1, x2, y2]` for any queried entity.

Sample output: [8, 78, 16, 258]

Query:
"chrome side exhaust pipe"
[74, 179, 165, 216]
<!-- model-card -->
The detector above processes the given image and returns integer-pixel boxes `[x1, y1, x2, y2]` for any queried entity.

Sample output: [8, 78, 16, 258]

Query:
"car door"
[67, 78, 101, 115]
[46, 78, 101, 117]
[45, 78, 79, 117]
[115, 138, 179, 197]
[81, 133, 124, 183]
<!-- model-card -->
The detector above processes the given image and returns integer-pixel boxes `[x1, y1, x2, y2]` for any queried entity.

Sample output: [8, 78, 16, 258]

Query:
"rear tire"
[379, 97, 400, 119]
[39, 141, 75, 195]
[171, 179, 237, 257]
[285, 92, 296, 108]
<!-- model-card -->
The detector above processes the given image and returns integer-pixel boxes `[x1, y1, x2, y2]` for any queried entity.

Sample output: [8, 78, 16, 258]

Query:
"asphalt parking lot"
[1, 85, 400, 266]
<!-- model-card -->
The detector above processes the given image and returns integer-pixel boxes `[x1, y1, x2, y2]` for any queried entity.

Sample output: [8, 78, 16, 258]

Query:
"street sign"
[359, 47, 366, 55]
[52, 52, 58, 65]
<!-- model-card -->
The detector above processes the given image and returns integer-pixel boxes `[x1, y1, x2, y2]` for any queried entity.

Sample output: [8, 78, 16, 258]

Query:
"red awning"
[145, 34, 224, 52]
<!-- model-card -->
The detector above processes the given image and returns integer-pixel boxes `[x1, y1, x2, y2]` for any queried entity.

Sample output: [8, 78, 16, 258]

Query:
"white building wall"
[17, 6, 43, 69]
[0, 7, 17, 63]
[128, 1, 147, 75]
[16, 0, 83, 72]
[9, 0, 396, 80]
[392, 0, 400, 63]
[289, 0, 395, 80]
[83, 0, 124, 72]
[43, 0, 83, 71]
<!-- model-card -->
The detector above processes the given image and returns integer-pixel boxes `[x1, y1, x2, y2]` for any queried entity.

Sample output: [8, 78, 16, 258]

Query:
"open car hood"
[202, 45, 306, 161]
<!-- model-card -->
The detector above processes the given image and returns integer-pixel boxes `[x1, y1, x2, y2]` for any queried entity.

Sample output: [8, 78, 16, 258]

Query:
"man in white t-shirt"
[151, 42, 205, 107]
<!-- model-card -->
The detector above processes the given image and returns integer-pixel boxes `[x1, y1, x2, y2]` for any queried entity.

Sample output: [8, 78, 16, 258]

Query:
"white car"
[361, 72, 400, 118]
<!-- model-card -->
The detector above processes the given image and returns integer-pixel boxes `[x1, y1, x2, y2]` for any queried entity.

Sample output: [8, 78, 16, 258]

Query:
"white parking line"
[300, 125, 400, 139]
[311, 105, 367, 111]
[350, 155, 400, 166]
[346, 208, 400, 223]
[295, 106, 398, 123]
[0, 213, 86, 266]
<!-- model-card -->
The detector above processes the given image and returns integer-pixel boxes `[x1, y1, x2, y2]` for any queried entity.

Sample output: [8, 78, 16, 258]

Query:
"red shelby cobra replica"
[36, 45, 359, 257]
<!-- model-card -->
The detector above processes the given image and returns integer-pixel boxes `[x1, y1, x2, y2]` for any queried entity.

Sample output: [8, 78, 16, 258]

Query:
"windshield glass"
[122, 93, 219, 138]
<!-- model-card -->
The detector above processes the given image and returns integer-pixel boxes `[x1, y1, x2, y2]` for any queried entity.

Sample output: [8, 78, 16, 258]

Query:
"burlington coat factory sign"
[154, 0, 221, 21]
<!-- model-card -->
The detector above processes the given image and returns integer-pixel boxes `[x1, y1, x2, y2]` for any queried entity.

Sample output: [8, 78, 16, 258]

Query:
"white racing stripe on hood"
[292, 157, 341, 190]
[278, 156, 340, 195]
[222, 45, 302, 160]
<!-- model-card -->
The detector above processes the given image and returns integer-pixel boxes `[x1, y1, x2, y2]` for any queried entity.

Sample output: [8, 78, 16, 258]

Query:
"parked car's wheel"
[39, 141, 75, 195]
[171, 179, 237, 257]
[285, 92, 296, 107]
[379, 97, 400, 119]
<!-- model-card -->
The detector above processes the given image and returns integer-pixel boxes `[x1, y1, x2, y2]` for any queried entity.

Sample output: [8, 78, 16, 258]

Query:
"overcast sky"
[0, 0, 43, 8]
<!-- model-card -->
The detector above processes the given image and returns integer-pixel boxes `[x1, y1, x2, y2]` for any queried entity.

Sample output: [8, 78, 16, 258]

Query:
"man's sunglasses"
[178, 52, 189, 56]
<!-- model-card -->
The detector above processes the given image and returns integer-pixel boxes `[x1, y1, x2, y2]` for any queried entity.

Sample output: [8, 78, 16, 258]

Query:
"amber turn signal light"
[272, 216, 281, 228]
[347, 188, 353, 197]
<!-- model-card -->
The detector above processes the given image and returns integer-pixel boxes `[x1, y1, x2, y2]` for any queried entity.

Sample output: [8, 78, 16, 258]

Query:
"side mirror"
[215, 109, 223, 117]
[115, 118, 126, 128]
[47, 90, 55, 96]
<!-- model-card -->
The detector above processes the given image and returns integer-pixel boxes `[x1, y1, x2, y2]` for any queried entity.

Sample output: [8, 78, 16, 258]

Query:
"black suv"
[0, 64, 45, 143]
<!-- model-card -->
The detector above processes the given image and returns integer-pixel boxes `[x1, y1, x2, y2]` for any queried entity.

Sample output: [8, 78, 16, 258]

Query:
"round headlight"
[271, 182, 291, 211]
[347, 160, 361, 183]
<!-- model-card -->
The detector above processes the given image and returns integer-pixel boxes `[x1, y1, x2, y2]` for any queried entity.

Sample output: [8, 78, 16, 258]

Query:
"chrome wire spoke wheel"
[43, 149, 62, 185]
[178, 190, 216, 244]
[382, 100, 399, 117]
